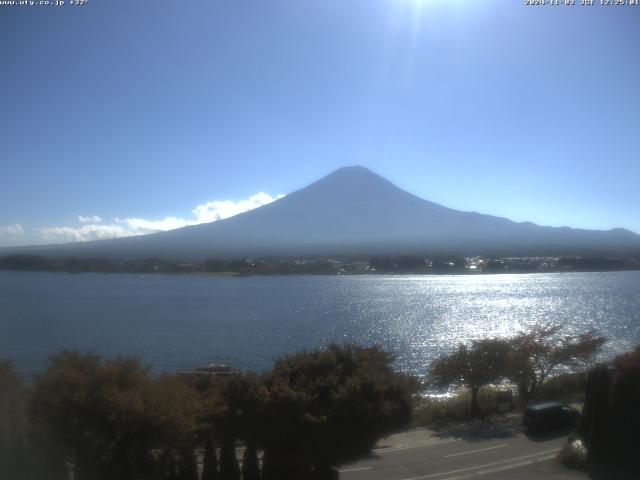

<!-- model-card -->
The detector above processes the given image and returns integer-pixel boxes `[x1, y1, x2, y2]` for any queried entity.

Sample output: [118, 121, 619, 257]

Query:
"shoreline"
[1, 267, 640, 277]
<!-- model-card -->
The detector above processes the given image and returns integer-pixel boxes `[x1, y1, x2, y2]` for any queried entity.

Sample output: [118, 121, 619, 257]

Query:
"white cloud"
[36, 224, 133, 243]
[0, 223, 24, 238]
[117, 216, 191, 234]
[78, 215, 103, 223]
[192, 192, 285, 223]
[34, 192, 284, 243]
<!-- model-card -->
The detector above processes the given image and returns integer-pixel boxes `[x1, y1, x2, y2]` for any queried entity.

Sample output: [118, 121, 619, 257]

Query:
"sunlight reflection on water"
[309, 273, 640, 378]
[1, 271, 639, 379]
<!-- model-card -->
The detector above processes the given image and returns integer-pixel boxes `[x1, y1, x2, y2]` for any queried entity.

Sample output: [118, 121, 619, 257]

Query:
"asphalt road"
[338, 421, 587, 480]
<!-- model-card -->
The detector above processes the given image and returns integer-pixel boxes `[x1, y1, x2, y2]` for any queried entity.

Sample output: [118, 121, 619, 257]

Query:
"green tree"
[429, 338, 511, 417]
[30, 352, 157, 480]
[200, 433, 219, 480]
[29, 351, 202, 480]
[192, 373, 262, 480]
[259, 344, 418, 479]
[506, 325, 606, 400]
[176, 447, 198, 480]
[211, 374, 263, 480]
[581, 345, 640, 468]
[241, 441, 260, 480]
[219, 434, 240, 480]
[145, 375, 202, 479]
[0, 360, 33, 479]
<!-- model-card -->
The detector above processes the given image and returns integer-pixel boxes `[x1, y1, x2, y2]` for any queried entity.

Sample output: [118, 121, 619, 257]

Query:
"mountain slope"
[7, 166, 640, 259]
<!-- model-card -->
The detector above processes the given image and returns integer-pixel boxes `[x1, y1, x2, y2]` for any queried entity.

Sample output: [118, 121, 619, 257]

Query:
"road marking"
[445, 454, 558, 479]
[377, 438, 454, 449]
[475, 454, 557, 476]
[387, 429, 435, 439]
[338, 466, 372, 473]
[377, 438, 459, 454]
[401, 448, 561, 480]
[443, 443, 508, 458]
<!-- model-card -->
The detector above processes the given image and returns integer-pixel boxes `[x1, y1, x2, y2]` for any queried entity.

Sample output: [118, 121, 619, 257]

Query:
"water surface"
[1, 271, 639, 378]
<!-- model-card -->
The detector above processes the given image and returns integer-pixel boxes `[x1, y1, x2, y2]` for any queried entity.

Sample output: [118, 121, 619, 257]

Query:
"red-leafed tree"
[507, 325, 606, 400]
[429, 338, 511, 417]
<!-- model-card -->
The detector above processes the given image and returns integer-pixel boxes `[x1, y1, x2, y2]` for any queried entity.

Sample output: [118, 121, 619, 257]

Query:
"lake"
[1, 271, 639, 378]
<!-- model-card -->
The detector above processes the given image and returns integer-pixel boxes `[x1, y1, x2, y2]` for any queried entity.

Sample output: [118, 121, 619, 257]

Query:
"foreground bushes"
[2, 353, 203, 480]
[0, 345, 418, 480]
[581, 346, 640, 468]
[258, 345, 417, 479]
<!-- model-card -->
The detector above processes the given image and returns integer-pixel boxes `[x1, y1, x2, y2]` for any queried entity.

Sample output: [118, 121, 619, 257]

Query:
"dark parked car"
[523, 402, 580, 432]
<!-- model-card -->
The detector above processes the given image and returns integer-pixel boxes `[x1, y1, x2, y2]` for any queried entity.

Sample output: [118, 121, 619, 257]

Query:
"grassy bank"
[411, 372, 588, 427]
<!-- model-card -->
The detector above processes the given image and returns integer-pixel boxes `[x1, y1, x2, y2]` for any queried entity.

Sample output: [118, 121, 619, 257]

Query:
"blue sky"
[1, 0, 639, 246]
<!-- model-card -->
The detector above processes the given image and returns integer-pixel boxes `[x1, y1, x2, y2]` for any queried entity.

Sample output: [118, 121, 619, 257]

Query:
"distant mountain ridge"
[5, 166, 640, 259]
